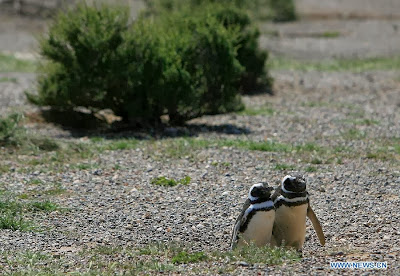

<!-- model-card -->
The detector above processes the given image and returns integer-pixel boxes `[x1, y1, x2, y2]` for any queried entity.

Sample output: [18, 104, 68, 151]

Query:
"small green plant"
[0, 53, 36, 73]
[171, 251, 208, 264]
[0, 213, 33, 231]
[301, 101, 330, 108]
[0, 201, 34, 231]
[29, 179, 43, 185]
[42, 183, 66, 196]
[342, 129, 367, 140]
[75, 163, 92, 170]
[0, 200, 24, 213]
[211, 161, 231, 167]
[365, 150, 392, 161]
[178, 176, 191, 185]
[246, 141, 291, 152]
[269, 56, 400, 72]
[318, 31, 340, 38]
[0, 113, 60, 151]
[0, 164, 11, 174]
[215, 244, 300, 265]
[29, 137, 60, 152]
[295, 142, 323, 153]
[311, 158, 323, 164]
[342, 118, 380, 126]
[107, 139, 139, 151]
[151, 176, 191, 187]
[18, 194, 30, 199]
[29, 201, 59, 212]
[238, 107, 275, 116]
[0, 76, 18, 83]
[0, 113, 25, 147]
[305, 166, 317, 172]
[333, 146, 350, 153]
[274, 163, 295, 171]
[138, 243, 171, 256]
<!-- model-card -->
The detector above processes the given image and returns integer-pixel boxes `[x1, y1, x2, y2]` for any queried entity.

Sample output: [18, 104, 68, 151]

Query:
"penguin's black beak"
[294, 179, 306, 192]
[263, 186, 274, 198]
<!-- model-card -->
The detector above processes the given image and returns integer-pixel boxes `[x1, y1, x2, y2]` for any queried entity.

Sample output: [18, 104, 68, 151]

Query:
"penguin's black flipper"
[307, 205, 325, 246]
[230, 199, 251, 249]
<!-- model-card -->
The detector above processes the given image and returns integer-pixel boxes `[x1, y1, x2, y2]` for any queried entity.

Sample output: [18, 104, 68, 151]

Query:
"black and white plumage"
[271, 175, 325, 250]
[231, 183, 275, 249]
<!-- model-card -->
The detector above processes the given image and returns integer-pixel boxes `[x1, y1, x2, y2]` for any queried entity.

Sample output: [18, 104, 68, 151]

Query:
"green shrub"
[145, 2, 272, 93]
[206, 5, 272, 92]
[123, 12, 245, 123]
[27, 3, 130, 112]
[0, 113, 25, 147]
[29, 3, 245, 124]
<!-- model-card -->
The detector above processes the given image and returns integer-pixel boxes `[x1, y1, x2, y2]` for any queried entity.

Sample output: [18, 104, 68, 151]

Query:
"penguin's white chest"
[238, 210, 275, 247]
[273, 204, 308, 249]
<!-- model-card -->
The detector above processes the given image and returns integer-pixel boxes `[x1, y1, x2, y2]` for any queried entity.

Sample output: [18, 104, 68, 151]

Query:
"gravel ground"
[0, 73, 36, 115]
[0, 70, 399, 274]
[259, 19, 400, 60]
[296, 0, 400, 19]
[1, 1, 400, 274]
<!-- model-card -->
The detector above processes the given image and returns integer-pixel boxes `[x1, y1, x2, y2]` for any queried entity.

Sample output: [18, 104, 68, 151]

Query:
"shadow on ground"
[27, 109, 251, 140]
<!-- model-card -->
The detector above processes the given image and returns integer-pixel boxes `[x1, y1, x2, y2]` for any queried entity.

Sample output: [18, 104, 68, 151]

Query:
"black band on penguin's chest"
[274, 196, 309, 208]
[281, 190, 307, 199]
[239, 205, 274, 233]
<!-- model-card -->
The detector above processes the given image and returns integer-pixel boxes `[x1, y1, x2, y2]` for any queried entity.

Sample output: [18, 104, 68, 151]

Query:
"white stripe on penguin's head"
[248, 183, 264, 201]
[281, 175, 296, 193]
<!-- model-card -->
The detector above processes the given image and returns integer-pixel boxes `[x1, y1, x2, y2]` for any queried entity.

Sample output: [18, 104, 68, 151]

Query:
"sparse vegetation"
[311, 158, 323, 164]
[0, 242, 301, 273]
[305, 166, 317, 172]
[215, 244, 301, 265]
[274, 163, 295, 171]
[341, 129, 367, 140]
[0, 113, 60, 151]
[0, 113, 25, 147]
[316, 31, 341, 38]
[171, 251, 208, 264]
[0, 213, 33, 231]
[269, 56, 400, 72]
[0, 53, 36, 73]
[151, 176, 191, 187]
[0, 76, 17, 83]
[0, 198, 59, 231]
[341, 118, 380, 126]
[237, 107, 276, 116]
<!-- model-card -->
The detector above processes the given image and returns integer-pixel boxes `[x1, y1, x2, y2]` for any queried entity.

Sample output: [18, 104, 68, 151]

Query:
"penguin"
[271, 175, 325, 250]
[231, 182, 275, 249]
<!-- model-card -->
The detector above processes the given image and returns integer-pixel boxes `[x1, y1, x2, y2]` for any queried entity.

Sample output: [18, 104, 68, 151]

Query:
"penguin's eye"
[283, 177, 293, 187]
[252, 187, 267, 198]
[251, 188, 260, 198]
